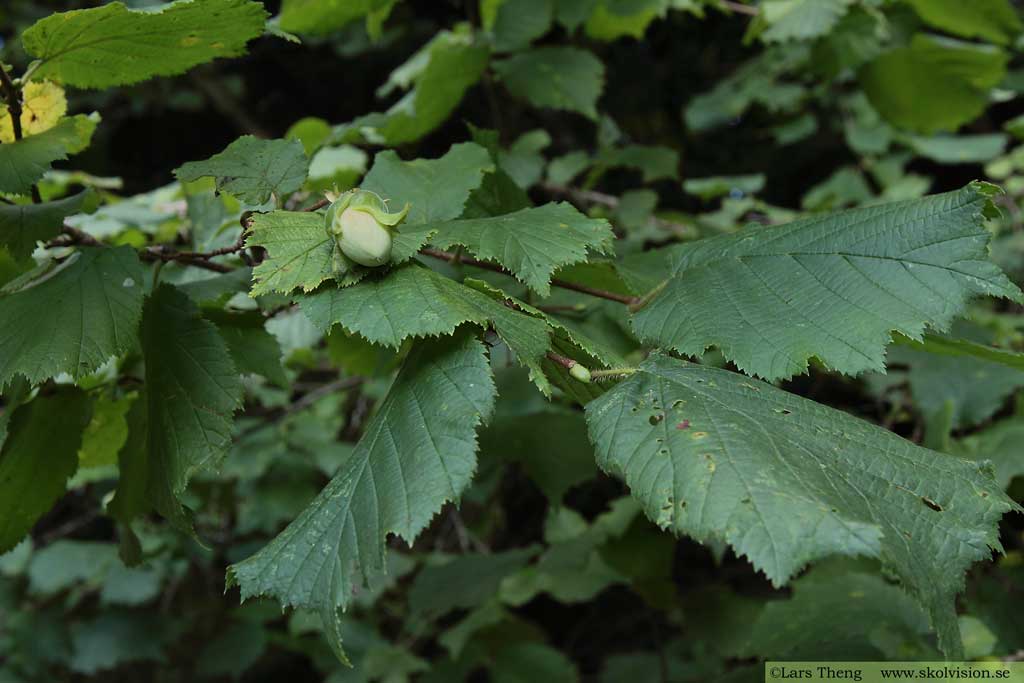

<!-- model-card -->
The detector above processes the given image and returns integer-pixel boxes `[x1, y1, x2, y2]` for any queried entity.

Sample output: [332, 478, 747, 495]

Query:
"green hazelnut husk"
[569, 363, 592, 384]
[325, 190, 410, 267]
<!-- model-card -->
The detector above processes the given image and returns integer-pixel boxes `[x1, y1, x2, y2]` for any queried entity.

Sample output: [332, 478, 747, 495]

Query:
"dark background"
[3, 0, 1005, 212]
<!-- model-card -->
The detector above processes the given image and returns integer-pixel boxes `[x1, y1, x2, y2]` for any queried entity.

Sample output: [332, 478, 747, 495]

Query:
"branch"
[0, 64, 41, 204]
[542, 183, 619, 210]
[58, 200, 654, 304]
[545, 350, 579, 371]
[419, 247, 640, 306]
[285, 375, 364, 416]
[237, 375, 365, 440]
[303, 199, 641, 307]
[189, 70, 271, 138]
[175, 238, 247, 259]
[140, 245, 238, 273]
[54, 225, 244, 273]
[0, 65, 25, 142]
[541, 182, 694, 236]
[718, 0, 759, 16]
[54, 225, 102, 247]
[627, 278, 668, 313]
[546, 351, 638, 383]
[305, 197, 331, 212]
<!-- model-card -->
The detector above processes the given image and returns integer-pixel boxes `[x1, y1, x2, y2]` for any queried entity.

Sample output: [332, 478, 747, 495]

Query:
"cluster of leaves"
[2, 0, 1024, 680]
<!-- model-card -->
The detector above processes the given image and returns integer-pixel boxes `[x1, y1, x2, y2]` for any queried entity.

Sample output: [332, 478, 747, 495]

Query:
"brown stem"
[305, 197, 331, 212]
[628, 278, 669, 313]
[175, 237, 246, 259]
[0, 65, 41, 204]
[542, 183, 619, 209]
[237, 375, 365, 441]
[58, 205, 655, 305]
[535, 303, 586, 314]
[550, 276, 639, 306]
[541, 182, 693, 237]
[0, 65, 24, 142]
[482, 72, 504, 139]
[240, 210, 254, 231]
[55, 225, 242, 273]
[57, 225, 102, 247]
[545, 351, 578, 370]
[718, 0, 759, 15]
[285, 376, 364, 416]
[419, 247, 639, 306]
[140, 246, 236, 273]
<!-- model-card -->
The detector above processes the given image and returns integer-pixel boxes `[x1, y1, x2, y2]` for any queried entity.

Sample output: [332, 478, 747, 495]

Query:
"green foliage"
[22, 0, 268, 88]
[904, 0, 1022, 46]
[278, 0, 394, 35]
[907, 134, 1010, 165]
[895, 332, 1024, 371]
[3, 0, 1024, 677]
[77, 392, 133, 469]
[113, 285, 243, 528]
[493, 47, 604, 119]
[0, 191, 90, 262]
[487, 0, 554, 52]
[597, 144, 680, 182]
[632, 184, 1022, 380]
[361, 143, 494, 225]
[333, 30, 489, 146]
[684, 44, 808, 132]
[299, 266, 551, 380]
[427, 202, 615, 295]
[246, 210, 336, 295]
[227, 331, 496, 660]
[0, 389, 91, 552]
[480, 409, 597, 502]
[954, 418, 1024, 490]
[410, 548, 537, 618]
[0, 115, 96, 194]
[586, 353, 1015, 657]
[888, 342, 1024, 430]
[860, 35, 1008, 134]
[208, 310, 288, 385]
[68, 613, 168, 674]
[684, 174, 765, 201]
[174, 136, 309, 205]
[0, 247, 144, 385]
[751, 0, 853, 44]
[735, 561, 936, 659]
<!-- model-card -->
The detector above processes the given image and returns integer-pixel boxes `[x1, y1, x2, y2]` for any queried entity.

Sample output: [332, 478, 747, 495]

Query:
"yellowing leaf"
[0, 81, 68, 143]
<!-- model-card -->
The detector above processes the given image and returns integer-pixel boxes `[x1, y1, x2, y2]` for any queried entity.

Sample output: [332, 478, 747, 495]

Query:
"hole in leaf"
[921, 497, 943, 512]
[649, 413, 664, 426]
